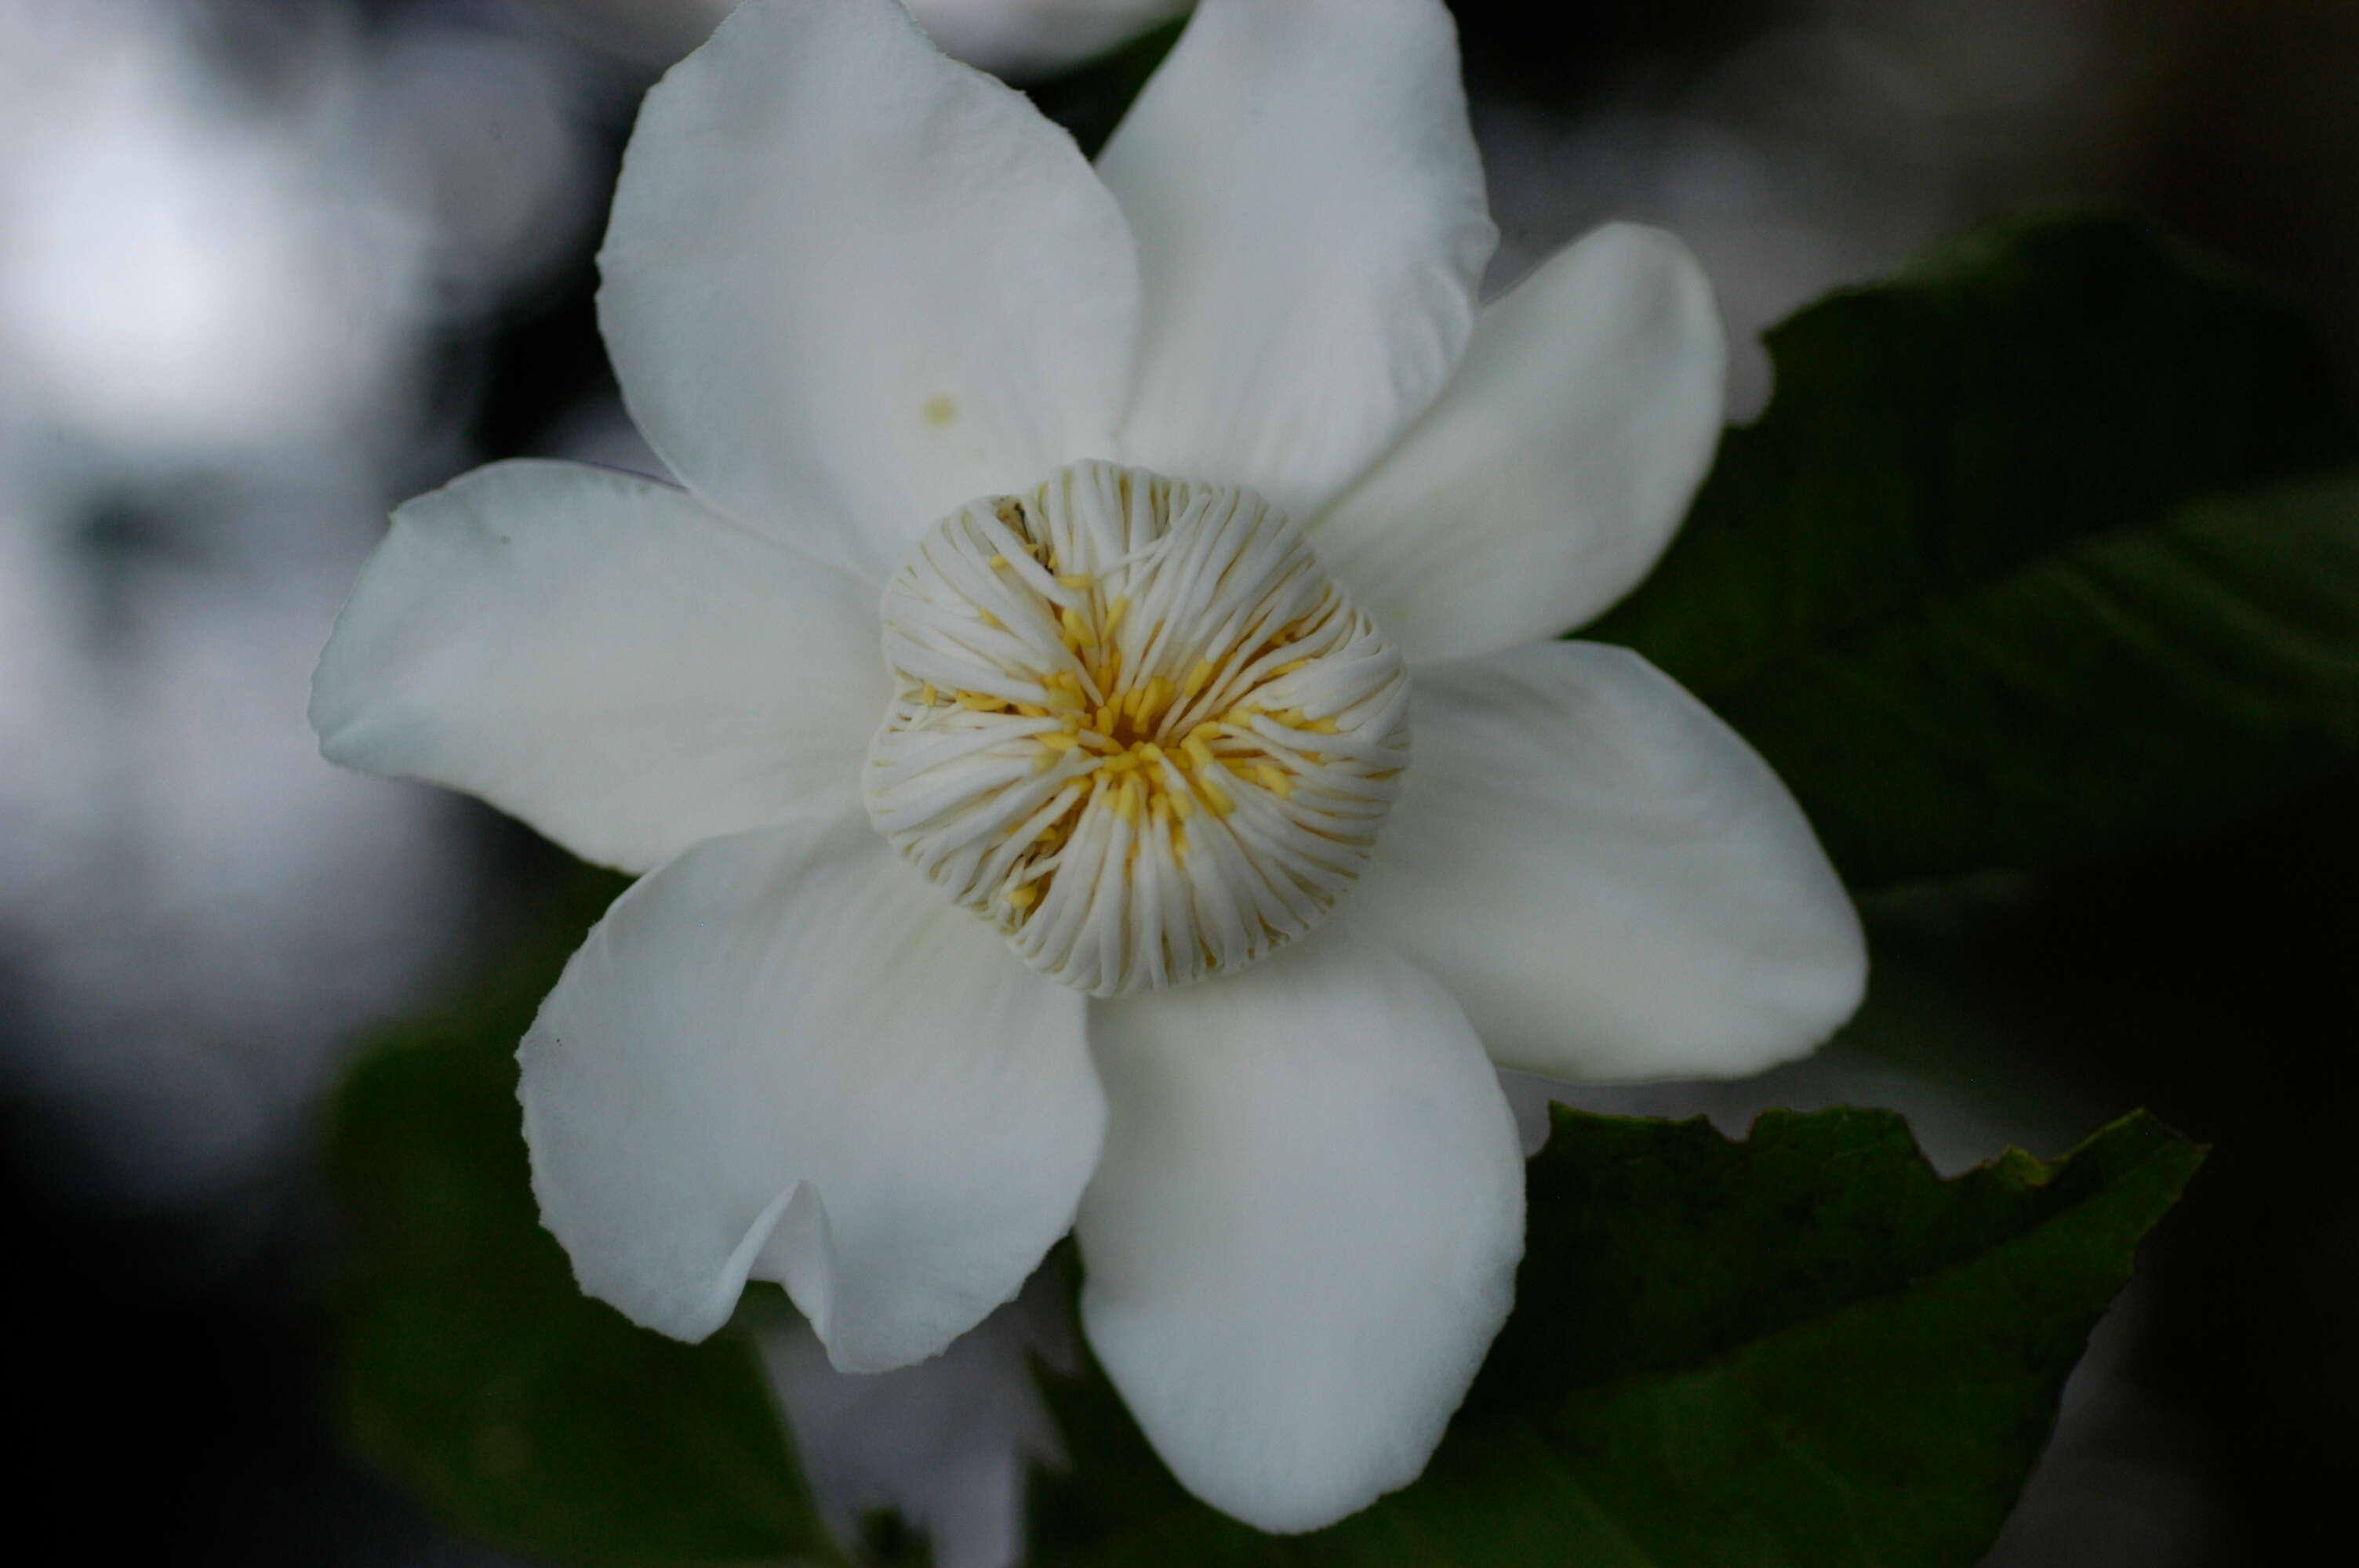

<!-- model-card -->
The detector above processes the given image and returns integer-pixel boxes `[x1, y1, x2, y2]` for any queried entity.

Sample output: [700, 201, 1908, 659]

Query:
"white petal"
[1076, 920, 1524, 1534]
[598, 0, 1140, 579]
[1354, 641, 1866, 1081]
[757, 1272, 1068, 1568]
[1100, 0, 1494, 520]
[1314, 224, 1726, 665]
[311, 459, 881, 875]
[519, 817, 1103, 1370]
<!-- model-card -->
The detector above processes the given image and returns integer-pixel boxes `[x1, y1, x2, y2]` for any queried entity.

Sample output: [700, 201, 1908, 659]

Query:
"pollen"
[865, 459, 1410, 997]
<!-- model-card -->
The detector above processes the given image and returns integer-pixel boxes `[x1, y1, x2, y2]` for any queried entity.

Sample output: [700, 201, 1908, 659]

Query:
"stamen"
[864, 459, 1410, 997]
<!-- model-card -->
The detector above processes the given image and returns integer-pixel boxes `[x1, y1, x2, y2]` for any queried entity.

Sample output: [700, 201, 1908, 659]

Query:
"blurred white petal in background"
[531, 0, 1183, 76]
[761, 1269, 1073, 1568]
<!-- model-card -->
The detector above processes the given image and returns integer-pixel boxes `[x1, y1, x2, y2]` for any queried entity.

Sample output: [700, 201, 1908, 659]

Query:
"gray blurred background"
[5, 1, 2354, 1562]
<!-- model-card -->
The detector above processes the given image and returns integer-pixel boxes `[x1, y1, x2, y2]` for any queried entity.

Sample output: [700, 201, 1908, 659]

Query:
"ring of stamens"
[864, 459, 1409, 996]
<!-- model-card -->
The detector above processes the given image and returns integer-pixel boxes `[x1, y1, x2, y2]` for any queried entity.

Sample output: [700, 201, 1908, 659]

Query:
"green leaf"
[325, 870, 842, 1567]
[1586, 215, 2359, 886]
[1030, 1107, 2201, 1567]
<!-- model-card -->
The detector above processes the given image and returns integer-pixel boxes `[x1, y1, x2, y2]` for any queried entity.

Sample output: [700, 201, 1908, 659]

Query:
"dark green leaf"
[1586, 215, 2359, 885]
[1030, 1107, 2201, 1567]
[326, 870, 842, 1567]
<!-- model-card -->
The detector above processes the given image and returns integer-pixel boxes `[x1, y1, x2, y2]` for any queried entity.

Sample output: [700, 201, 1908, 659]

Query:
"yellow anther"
[1101, 751, 1139, 773]
[1038, 731, 1079, 752]
[1103, 596, 1130, 635]
[1114, 778, 1143, 824]
[1015, 703, 1049, 718]
[1030, 748, 1058, 775]
[1170, 825, 1188, 866]
[1094, 701, 1121, 733]
[1183, 735, 1219, 773]
[1060, 712, 1084, 734]
[1198, 772, 1235, 816]
[1005, 883, 1038, 909]
[919, 682, 937, 707]
[987, 554, 1010, 568]
[1138, 742, 1168, 767]
[1135, 676, 1172, 728]
[1275, 708, 1308, 728]
[1181, 659, 1216, 701]
[1306, 718, 1340, 735]
[1167, 789, 1195, 822]
[1041, 685, 1084, 713]
[1058, 572, 1093, 590]
[1252, 764, 1292, 800]
[958, 692, 1007, 712]
[1061, 607, 1095, 647]
[1272, 659, 1309, 677]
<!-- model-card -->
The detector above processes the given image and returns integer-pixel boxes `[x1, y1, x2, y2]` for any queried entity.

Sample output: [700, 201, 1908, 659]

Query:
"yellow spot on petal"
[921, 394, 958, 426]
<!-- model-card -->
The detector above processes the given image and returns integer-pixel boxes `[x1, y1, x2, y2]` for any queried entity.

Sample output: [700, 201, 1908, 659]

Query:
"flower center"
[864, 459, 1409, 996]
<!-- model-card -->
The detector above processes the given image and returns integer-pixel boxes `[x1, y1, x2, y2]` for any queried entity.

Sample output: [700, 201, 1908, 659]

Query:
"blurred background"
[5, 1, 2354, 1562]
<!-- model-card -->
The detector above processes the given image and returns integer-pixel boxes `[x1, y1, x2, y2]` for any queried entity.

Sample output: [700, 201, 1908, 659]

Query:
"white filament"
[864, 460, 1410, 996]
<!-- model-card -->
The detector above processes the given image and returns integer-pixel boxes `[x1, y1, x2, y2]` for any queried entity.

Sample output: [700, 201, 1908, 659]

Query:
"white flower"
[311, 0, 1866, 1535]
